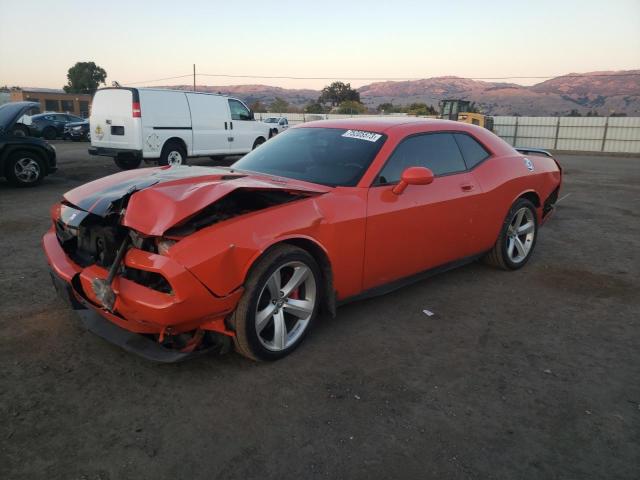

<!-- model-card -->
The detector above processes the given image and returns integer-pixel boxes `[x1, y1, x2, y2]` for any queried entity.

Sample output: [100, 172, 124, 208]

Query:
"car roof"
[296, 117, 470, 133]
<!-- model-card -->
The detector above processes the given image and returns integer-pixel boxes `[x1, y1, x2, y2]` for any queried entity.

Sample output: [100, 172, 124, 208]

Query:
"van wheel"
[160, 141, 187, 166]
[114, 156, 142, 170]
[252, 137, 266, 150]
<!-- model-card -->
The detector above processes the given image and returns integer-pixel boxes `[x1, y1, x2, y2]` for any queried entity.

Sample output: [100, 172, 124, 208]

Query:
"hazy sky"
[1, 0, 638, 90]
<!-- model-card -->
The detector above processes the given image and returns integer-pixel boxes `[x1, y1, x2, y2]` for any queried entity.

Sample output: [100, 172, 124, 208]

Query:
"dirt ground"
[1, 142, 638, 480]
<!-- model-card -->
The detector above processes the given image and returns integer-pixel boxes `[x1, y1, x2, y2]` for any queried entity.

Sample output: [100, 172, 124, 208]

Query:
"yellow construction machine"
[439, 99, 494, 131]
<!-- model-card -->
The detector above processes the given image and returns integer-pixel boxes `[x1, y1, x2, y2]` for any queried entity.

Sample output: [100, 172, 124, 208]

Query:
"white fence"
[492, 116, 640, 154]
[255, 112, 640, 154]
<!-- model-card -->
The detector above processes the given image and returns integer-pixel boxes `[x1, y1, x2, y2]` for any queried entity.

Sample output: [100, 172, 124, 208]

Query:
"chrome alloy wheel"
[506, 207, 535, 263]
[14, 157, 41, 183]
[167, 150, 184, 166]
[255, 261, 317, 352]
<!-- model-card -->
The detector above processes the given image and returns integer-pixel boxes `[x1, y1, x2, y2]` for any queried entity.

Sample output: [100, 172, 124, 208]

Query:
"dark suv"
[26, 112, 85, 140]
[0, 102, 57, 186]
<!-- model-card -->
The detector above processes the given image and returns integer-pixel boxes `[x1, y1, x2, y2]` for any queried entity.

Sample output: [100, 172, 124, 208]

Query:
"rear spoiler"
[515, 147, 553, 158]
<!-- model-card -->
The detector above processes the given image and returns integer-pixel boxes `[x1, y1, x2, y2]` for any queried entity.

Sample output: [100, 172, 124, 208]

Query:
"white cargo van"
[89, 88, 272, 169]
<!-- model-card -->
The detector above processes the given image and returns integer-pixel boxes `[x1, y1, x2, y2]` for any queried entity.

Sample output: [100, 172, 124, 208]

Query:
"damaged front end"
[44, 166, 328, 361]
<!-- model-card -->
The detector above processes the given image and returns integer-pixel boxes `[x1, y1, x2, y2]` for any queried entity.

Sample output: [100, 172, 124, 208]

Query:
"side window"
[377, 133, 467, 184]
[228, 99, 251, 121]
[454, 133, 490, 169]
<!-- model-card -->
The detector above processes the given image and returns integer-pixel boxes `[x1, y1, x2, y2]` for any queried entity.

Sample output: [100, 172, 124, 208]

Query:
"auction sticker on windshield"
[342, 130, 382, 142]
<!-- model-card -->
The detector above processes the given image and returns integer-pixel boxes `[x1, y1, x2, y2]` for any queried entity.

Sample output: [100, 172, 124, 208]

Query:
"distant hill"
[167, 84, 319, 109]
[164, 70, 640, 116]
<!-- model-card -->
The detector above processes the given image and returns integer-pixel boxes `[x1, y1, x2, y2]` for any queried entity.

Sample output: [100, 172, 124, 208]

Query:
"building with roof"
[9, 88, 93, 117]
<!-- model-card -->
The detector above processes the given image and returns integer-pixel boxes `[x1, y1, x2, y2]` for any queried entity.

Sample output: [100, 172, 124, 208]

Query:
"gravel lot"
[1, 141, 639, 479]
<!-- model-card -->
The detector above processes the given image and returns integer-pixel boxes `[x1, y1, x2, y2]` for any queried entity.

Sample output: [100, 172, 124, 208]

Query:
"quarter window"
[228, 99, 252, 121]
[454, 133, 490, 169]
[377, 133, 467, 184]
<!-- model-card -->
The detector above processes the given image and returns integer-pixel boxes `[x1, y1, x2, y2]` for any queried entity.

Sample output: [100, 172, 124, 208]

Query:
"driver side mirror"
[248, 110, 255, 120]
[392, 166, 434, 195]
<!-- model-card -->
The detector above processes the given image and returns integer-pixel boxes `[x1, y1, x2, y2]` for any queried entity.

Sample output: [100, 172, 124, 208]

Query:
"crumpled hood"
[63, 166, 330, 236]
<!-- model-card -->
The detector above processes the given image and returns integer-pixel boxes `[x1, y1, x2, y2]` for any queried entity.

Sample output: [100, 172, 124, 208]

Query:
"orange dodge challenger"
[44, 118, 562, 361]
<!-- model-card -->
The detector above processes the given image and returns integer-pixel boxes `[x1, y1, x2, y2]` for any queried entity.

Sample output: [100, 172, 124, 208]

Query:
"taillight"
[132, 102, 141, 118]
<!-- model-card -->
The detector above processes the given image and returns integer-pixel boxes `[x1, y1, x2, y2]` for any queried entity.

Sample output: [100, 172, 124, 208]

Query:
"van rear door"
[90, 88, 141, 151]
[186, 93, 230, 155]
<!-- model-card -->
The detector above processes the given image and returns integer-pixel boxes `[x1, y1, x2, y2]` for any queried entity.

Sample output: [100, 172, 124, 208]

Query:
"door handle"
[224, 122, 227, 130]
[230, 121, 233, 130]
[460, 183, 475, 192]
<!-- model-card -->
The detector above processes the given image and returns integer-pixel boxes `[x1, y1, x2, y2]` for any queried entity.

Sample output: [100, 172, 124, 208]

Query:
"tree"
[568, 109, 582, 117]
[63, 62, 107, 94]
[269, 97, 289, 113]
[406, 103, 438, 116]
[318, 81, 360, 107]
[337, 100, 367, 114]
[249, 100, 266, 112]
[304, 102, 326, 114]
[377, 102, 396, 113]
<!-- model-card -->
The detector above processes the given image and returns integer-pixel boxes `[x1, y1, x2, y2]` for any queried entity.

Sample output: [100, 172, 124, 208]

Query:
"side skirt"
[337, 253, 485, 307]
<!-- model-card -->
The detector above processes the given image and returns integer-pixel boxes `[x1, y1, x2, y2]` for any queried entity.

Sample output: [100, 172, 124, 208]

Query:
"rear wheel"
[252, 137, 266, 150]
[42, 127, 57, 140]
[484, 198, 538, 270]
[114, 155, 142, 170]
[159, 141, 187, 166]
[5, 150, 45, 187]
[231, 245, 322, 361]
[11, 125, 29, 137]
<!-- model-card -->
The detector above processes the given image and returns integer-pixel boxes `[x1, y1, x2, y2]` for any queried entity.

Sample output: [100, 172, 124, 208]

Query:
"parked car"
[89, 87, 272, 170]
[29, 112, 85, 140]
[263, 116, 289, 136]
[64, 119, 90, 142]
[44, 118, 561, 362]
[0, 102, 57, 186]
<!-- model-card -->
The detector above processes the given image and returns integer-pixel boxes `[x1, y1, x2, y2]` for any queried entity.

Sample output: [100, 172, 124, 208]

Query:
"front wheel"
[484, 198, 538, 270]
[5, 150, 45, 187]
[114, 156, 142, 170]
[42, 127, 57, 140]
[231, 245, 322, 361]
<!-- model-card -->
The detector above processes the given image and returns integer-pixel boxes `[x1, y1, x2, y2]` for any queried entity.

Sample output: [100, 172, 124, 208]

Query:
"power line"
[197, 72, 640, 81]
[118, 71, 640, 87]
[122, 74, 193, 86]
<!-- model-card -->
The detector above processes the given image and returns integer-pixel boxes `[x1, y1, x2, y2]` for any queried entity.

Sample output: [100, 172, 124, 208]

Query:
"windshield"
[232, 127, 387, 187]
[264, 118, 278, 123]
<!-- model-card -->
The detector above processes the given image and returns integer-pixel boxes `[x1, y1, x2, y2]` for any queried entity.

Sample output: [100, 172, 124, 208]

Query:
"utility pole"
[193, 64, 196, 92]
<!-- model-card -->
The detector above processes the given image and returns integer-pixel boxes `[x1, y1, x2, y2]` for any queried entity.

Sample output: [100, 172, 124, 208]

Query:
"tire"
[231, 245, 322, 361]
[252, 137, 266, 150]
[5, 150, 46, 187]
[114, 156, 142, 170]
[42, 127, 57, 140]
[159, 141, 187, 166]
[11, 125, 29, 137]
[484, 198, 538, 270]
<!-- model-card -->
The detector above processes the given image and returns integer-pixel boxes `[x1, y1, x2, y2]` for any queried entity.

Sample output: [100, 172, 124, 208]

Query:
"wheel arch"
[161, 136, 188, 155]
[517, 190, 541, 208]
[514, 190, 542, 221]
[1, 145, 46, 178]
[244, 236, 336, 317]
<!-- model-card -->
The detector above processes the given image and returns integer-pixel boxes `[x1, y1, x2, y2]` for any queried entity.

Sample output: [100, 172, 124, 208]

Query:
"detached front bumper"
[43, 227, 242, 361]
